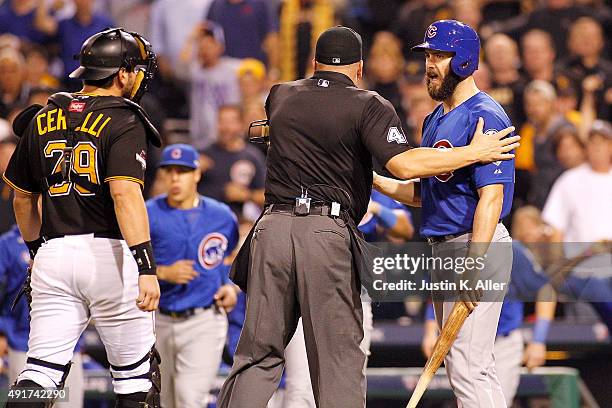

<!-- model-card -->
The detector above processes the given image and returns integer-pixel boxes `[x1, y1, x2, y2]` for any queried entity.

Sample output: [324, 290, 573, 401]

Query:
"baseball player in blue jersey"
[359, 190, 414, 242]
[0, 226, 85, 407]
[147, 144, 240, 408]
[281, 191, 414, 407]
[374, 20, 516, 406]
[510, 206, 612, 333]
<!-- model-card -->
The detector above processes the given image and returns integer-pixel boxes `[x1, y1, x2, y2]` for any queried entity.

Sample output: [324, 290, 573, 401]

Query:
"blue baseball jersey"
[507, 241, 549, 301]
[0, 226, 31, 351]
[147, 195, 239, 312]
[420, 92, 515, 237]
[359, 190, 412, 242]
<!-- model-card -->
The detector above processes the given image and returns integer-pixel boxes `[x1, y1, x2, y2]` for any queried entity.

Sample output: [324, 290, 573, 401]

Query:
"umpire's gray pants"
[217, 212, 366, 408]
[432, 223, 512, 408]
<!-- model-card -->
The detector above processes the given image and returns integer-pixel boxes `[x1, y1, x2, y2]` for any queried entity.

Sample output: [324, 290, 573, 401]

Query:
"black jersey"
[264, 71, 411, 223]
[2, 93, 156, 238]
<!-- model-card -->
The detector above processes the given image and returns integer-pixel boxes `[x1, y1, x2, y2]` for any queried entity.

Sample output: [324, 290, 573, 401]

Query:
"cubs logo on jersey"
[198, 232, 228, 270]
[432, 139, 454, 182]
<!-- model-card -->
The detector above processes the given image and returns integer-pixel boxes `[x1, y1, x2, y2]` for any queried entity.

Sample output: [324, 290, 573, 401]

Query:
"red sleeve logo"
[433, 139, 454, 182]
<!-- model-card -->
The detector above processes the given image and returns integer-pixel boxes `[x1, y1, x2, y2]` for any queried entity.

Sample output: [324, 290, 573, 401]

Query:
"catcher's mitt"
[12, 266, 33, 318]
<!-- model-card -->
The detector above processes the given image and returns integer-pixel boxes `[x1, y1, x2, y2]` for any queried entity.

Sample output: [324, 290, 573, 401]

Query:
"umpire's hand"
[137, 275, 161, 312]
[469, 117, 519, 163]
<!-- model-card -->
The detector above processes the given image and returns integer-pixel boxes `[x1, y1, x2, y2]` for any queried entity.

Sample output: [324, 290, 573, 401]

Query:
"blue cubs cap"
[412, 19, 480, 78]
[159, 144, 199, 169]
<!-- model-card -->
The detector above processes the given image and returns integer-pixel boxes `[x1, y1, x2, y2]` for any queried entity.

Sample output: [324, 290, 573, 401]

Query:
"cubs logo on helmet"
[198, 233, 228, 270]
[433, 139, 454, 182]
[427, 25, 437, 38]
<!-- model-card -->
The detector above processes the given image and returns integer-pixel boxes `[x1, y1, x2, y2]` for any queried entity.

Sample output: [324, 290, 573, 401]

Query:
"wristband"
[376, 206, 398, 229]
[129, 241, 157, 275]
[533, 318, 551, 343]
[25, 237, 44, 260]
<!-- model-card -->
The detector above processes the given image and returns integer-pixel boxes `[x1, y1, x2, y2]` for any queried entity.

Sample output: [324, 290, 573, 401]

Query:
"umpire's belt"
[426, 231, 471, 245]
[267, 203, 337, 216]
[159, 305, 213, 319]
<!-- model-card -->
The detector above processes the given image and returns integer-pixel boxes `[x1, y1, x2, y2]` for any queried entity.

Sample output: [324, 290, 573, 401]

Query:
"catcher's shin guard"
[5, 380, 46, 408]
[6, 358, 72, 408]
[113, 346, 161, 408]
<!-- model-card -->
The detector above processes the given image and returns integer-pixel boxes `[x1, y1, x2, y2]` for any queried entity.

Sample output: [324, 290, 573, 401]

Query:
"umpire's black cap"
[315, 26, 363, 66]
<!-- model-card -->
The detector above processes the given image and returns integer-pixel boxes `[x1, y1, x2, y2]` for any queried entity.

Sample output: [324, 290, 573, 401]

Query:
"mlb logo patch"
[318, 79, 329, 88]
[68, 101, 86, 112]
[332, 57, 341, 64]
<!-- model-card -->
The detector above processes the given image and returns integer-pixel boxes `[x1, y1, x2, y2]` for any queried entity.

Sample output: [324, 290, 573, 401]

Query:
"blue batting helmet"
[412, 20, 480, 78]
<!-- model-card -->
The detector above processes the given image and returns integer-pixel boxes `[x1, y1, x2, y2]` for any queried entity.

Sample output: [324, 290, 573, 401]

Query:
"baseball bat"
[406, 301, 470, 408]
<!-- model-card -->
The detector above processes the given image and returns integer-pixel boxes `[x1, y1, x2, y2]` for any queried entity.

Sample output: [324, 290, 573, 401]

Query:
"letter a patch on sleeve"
[387, 127, 407, 144]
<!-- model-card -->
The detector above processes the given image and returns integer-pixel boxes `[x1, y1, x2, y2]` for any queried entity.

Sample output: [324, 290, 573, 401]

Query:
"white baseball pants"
[16, 234, 156, 395]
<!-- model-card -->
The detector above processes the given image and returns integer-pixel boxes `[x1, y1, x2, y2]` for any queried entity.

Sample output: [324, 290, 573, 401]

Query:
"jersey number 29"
[44, 140, 99, 197]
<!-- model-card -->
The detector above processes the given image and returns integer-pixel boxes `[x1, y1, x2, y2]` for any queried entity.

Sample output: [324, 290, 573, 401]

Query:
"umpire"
[218, 26, 519, 408]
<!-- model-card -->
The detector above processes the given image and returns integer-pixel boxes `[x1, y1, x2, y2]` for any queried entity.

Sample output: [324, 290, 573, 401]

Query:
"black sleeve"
[104, 116, 148, 187]
[359, 94, 411, 167]
[265, 84, 280, 119]
[3, 124, 40, 195]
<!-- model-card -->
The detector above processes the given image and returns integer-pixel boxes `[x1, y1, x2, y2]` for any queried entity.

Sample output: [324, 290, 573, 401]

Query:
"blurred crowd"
[0, 0, 610, 324]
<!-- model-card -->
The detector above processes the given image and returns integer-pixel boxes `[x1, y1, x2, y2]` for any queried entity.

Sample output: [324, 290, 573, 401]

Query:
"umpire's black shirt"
[264, 71, 411, 223]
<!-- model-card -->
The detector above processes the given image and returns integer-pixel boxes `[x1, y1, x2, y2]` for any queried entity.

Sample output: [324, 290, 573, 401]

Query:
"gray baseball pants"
[217, 211, 366, 408]
[432, 223, 513, 408]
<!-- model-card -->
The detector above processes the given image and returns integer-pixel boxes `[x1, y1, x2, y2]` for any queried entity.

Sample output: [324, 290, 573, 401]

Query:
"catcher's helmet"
[69, 28, 157, 102]
[412, 20, 480, 78]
